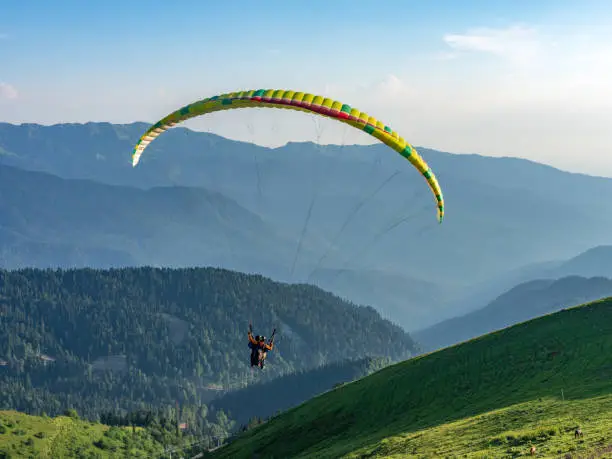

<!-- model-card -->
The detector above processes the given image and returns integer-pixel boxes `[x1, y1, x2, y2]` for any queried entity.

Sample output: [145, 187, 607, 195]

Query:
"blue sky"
[2, 0, 612, 174]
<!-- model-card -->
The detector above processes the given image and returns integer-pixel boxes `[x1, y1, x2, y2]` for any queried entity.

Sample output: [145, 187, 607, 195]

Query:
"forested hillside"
[0, 266, 414, 438]
[212, 357, 391, 426]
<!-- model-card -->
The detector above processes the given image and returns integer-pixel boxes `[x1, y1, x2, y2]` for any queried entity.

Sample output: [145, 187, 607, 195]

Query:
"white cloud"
[438, 24, 612, 108]
[0, 82, 18, 100]
[429, 51, 460, 61]
[322, 74, 418, 108]
[373, 74, 408, 99]
[443, 25, 542, 65]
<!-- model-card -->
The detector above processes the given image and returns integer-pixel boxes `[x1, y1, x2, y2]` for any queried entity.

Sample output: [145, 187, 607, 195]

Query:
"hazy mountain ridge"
[2, 122, 612, 330]
[439, 244, 612, 326]
[0, 162, 295, 276]
[413, 274, 612, 351]
[211, 356, 391, 427]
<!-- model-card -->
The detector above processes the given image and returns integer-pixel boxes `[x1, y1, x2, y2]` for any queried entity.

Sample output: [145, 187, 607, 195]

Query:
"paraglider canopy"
[131, 88, 445, 223]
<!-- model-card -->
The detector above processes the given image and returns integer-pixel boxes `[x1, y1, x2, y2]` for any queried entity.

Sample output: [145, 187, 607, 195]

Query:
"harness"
[248, 324, 276, 367]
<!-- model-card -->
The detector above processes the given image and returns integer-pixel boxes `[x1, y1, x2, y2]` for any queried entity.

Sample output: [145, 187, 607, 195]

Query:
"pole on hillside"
[561, 389, 564, 401]
[176, 400, 179, 437]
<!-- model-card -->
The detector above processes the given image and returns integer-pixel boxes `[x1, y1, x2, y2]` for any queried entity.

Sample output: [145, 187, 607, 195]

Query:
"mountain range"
[2, 121, 612, 330]
[413, 274, 612, 351]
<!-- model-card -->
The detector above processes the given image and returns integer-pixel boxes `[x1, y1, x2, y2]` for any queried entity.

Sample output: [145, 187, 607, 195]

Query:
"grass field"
[211, 298, 612, 458]
[0, 410, 164, 458]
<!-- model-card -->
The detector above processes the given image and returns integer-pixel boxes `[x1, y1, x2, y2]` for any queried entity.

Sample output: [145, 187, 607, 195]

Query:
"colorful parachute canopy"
[132, 89, 445, 222]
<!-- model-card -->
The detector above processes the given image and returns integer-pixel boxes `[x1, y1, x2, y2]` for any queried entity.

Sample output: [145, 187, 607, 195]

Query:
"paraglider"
[248, 323, 275, 369]
[131, 88, 445, 223]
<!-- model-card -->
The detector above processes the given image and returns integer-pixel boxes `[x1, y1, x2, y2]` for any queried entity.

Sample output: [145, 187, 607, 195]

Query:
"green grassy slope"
[0, 410, 165, 458]
[211, 298, 612, 458]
